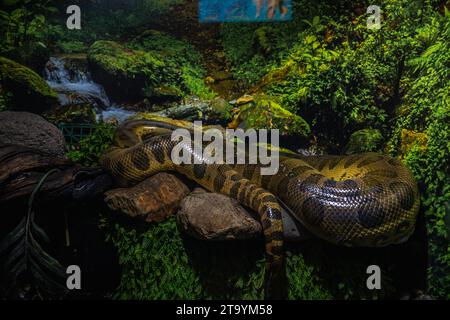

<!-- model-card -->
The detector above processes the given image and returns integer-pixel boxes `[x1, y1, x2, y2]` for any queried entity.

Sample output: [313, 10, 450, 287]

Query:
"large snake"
[101, 119, 420, 298]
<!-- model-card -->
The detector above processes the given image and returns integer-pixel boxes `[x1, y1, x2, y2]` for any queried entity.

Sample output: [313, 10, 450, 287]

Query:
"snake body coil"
[101, 119, 420, 298]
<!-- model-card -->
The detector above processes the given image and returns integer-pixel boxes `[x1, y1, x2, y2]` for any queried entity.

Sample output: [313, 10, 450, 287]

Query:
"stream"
[44, 56, 136, 123]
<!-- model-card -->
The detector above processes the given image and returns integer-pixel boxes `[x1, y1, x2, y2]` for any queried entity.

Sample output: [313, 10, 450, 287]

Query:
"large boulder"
[177, 188, 262, 240]
[87, 40, 179, 102]
[0, 57, 58, 112]
[176, 188, 310, 241]
[0, 111, 66, 156]
[104, 173, 190, 222]
[152, 96, 232, 123]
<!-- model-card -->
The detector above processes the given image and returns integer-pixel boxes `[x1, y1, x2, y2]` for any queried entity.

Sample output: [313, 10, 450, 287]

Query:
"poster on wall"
[199, 0, 292, 22]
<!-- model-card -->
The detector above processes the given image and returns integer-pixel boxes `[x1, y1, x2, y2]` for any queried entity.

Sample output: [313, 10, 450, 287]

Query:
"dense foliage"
[65, 123, 115, 167]
[105, 216, 400, 300]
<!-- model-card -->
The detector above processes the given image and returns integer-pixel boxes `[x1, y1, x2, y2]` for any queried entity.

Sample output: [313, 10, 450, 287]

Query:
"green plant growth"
[0, 169, 67, 298]
[0, 56, 57, 111]
[105, 217, 335, 300]
[66, 123, 116, 167]
[345, 129, 384, 154]
[104, 214, 400, 300]
[387, 8, 450, 299]
[231, 95, 311, 137]
[129, 30, 216, 100]
[0, 0, 57, 51]
[88, 38, 214, 101]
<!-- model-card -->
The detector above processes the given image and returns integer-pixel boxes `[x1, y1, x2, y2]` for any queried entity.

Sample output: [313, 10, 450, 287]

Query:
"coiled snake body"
[101, 119, 420, 298]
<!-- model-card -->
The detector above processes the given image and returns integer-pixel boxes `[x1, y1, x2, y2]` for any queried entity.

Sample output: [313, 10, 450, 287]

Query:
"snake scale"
[101, 119, 420, 298]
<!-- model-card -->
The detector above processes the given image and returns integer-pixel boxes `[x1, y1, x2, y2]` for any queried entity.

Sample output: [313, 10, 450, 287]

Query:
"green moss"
[231, 95, 311, 137]
[345, 129, 384, 155]
[88, 38, 214, 101]
[56, 41, 87, 54]
[89, 40, 166, 82]
[0, 56, 57, 111]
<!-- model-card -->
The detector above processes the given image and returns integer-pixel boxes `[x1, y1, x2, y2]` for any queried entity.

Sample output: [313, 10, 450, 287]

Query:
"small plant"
[66, 123, 116, 167]
[0, 169, 67, 298]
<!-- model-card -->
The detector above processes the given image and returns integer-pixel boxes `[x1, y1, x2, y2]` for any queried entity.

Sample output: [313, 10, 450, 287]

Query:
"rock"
[236, 94, 254, 105]
[0, 56, 58, 112]
[151, 96, 232, 122]
[43, 103, 97, 124]
[0, 111, 66, 156]
[58, 54, 89, 72]
[345, 129, 384, 155]
[228, 94, 311, 137]
[104, 173, 190, 222]
[88, 40, 181, 102]
[148, 85, 183, 102]
[177, 188, 311, 241]
[88, 41, 165, 101]
[211, 70, 231, 81]
[177, 188, 262, 240]
[209, 97, 232, 120]
[282, 208, 313, 241]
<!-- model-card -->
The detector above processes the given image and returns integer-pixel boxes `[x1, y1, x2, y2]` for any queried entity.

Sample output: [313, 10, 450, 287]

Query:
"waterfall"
[44, 56, 135, 123]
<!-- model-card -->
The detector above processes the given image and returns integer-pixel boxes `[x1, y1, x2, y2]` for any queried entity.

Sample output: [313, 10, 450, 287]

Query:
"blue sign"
[199, 0, 292, 23]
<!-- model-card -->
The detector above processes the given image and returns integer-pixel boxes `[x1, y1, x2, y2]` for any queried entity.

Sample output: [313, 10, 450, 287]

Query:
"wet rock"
[148, 85, 183, 102]
[345, 129, 384, 155]
[0, 111, 66, 156]
[0, 56, 58, 112]
[45, 56, 110, 110]
[104, 173, 190, 222]
[177, 188, 262, 240]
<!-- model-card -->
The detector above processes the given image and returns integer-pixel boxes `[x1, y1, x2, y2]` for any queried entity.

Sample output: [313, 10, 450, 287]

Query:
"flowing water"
[44, 56, 136, 123]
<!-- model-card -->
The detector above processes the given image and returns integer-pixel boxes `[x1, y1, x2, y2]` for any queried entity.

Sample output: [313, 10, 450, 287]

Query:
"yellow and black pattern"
[101, 119, 420, 298]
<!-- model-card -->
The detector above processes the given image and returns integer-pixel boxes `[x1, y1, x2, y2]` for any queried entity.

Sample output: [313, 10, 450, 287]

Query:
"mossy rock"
[345, 129, 384, 155]
[88, 40, 177, 102]
[229, 95, 310, 137]
[0, 56, 58, 112]
[147, 85, 183, 102]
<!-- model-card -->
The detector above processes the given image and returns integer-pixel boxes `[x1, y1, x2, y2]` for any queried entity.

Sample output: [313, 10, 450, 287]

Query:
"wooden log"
[0, 144, 111, 203]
